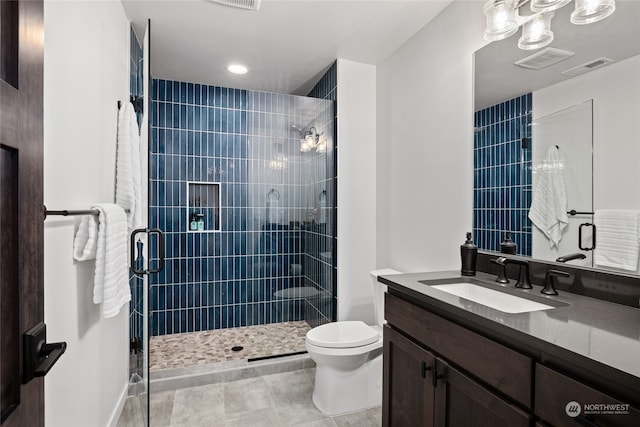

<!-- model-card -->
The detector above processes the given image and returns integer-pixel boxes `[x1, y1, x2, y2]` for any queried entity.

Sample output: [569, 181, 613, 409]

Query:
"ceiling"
[475, 0, 640, 110]
[122, 0, 452, 96]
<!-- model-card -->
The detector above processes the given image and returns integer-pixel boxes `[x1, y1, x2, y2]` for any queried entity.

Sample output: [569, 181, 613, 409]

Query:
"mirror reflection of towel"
[594, 210, 640, 271]
[528, 146, 568, 248]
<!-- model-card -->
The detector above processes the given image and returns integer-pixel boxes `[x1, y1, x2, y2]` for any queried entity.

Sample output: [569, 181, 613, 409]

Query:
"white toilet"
[305, 268, 402, 416]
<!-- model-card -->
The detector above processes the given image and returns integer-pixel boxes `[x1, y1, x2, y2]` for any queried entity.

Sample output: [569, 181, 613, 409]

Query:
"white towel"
[139, 113, 148, 222]
[318, 199, 327, 224]
[73, 215, 99, 261]
[594, 209, 640, 271]
[116, 102, 143, 231]
[528, 146, 568, 248]
[73, 204, 130, 318]
[267, 200, 280, 224]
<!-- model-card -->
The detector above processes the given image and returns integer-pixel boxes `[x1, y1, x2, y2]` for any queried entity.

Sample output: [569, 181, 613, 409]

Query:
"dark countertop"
[379, 270, 640, 402]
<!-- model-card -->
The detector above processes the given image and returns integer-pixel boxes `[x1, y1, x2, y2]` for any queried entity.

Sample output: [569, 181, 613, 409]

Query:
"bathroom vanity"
[380, 266, 640, 427]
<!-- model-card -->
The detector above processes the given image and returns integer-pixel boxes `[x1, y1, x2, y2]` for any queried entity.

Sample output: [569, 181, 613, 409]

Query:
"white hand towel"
[73, 214, 99, 261]
[318, 200, 327, 224]
[267, 200, 280, 224]
[116, 102, 143, 231]
[94, 203, 130, 318]
[594, 209, 640, 271]
[139, 113, 148, 222]
[528, 146, 568, 248]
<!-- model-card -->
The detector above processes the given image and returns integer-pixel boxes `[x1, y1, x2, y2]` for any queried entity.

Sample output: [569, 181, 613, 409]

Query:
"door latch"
[23, 322, 67, 384]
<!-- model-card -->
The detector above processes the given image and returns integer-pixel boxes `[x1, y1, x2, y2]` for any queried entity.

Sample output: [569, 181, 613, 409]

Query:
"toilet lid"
[306, 321, 380, 348]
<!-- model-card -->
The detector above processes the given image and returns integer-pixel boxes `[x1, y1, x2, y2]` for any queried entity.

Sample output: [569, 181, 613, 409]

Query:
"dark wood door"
[383, 325, 436, 427]
[433, 358, 532, 427]
[0, 0, 45, 425]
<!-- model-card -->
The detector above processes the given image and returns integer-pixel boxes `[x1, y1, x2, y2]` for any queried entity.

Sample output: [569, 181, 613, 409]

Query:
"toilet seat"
[306, 321, 379, 348]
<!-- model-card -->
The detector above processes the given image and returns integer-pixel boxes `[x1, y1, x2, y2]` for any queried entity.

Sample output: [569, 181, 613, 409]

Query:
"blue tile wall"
[473, 93, 532, 256]
[150, 76, 336, 336]
[305, 62, 337, 327]
[307, 62, 336, 102]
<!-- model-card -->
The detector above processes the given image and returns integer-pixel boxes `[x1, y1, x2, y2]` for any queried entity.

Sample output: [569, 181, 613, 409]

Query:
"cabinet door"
[383, 326, 436, 427]
[536, 364, 640, 427]
[434, 358, 532, 427]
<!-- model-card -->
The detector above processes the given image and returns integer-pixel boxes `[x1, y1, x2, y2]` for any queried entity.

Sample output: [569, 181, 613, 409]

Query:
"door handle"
[578, 223, 596, 251]
[130, 227, 165, 274]
[23, 322, 67, 384]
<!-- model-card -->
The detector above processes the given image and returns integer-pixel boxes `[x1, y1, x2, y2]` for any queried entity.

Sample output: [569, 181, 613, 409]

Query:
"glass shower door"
[127, 19, 153, 427]
[530, 99, 593, 266]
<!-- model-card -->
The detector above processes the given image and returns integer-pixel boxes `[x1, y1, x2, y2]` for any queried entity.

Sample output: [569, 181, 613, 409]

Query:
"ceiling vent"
[514, 47, 575, 70]
[205, 0, 261, 10]
[562, 58, 614, 77]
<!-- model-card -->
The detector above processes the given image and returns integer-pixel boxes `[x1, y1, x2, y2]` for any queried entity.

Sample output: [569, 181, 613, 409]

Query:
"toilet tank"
[370, 269, 402, 326]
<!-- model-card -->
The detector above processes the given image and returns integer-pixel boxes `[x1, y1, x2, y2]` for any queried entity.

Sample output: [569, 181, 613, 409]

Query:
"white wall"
[376, 1, 486, 273]
[336, 59, 377, 322]
[44, 2, 130, 426]
[533, 55, 640, 273]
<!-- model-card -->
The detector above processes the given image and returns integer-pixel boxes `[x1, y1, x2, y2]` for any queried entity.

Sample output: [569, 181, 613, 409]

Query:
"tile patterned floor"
[118, 368, 382, 427]
[150, 321, 311, 370]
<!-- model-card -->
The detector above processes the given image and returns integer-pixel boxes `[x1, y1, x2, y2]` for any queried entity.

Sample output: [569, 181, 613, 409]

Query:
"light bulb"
[571, 0, 615, 25]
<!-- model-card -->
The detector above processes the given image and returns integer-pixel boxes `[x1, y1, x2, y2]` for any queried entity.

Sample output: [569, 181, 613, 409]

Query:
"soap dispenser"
[500, 231, 517, 255]
[461, 232, 478, 276]
[190, 214, 198, 231]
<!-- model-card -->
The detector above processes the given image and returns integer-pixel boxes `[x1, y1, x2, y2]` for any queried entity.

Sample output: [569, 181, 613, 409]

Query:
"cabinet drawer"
[535, 364, 640, 427]
[385, 292, 533, 408]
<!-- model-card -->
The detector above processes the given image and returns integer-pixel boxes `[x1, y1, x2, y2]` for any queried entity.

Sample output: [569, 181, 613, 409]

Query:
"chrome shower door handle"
[130, 228, 165, 274]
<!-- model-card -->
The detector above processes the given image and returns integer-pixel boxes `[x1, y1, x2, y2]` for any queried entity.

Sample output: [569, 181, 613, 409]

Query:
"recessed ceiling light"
[227, 64, 248, 75]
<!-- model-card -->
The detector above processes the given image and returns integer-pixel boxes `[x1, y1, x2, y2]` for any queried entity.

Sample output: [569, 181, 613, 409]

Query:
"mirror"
[473, 0, 640, 275]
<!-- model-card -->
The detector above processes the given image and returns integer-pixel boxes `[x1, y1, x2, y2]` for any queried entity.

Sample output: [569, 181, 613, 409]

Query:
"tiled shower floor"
[150, 321, 311, 370]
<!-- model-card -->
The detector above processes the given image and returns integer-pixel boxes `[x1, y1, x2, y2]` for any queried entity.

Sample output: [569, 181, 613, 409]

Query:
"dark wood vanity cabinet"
[383, 291, 640, 427]
[383, 325, 435, 426]
[433, 357, 531, 427]
[535, 364, 640, 427]
[383, 293, 532, 427]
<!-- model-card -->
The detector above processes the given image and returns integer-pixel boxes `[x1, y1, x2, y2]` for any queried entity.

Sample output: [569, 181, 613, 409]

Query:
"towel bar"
[43, 205, 130, 220]
[567, 210, 594, 216]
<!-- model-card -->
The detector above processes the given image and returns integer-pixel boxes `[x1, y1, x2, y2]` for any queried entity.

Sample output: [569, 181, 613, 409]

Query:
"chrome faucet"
[491, 257, 531, 289]
[542, 270, 571, 295]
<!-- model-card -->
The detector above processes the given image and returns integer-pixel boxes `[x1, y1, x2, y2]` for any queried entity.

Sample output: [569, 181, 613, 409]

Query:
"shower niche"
[187, 182, 221, 232]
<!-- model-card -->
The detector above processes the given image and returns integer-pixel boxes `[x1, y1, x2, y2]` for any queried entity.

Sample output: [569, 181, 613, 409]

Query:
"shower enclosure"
[126, 24, 336, 425]
[145, 77, 336, 369]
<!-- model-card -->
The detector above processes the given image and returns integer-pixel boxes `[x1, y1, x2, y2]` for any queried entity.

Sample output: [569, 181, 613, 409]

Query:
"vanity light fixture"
[300, 127, 330, 153]
[518, 12, 554, 50]
[484, 0, 519, 41]
[483, 0, 616, 50]
[227, 64, 248, 74]
[530, 0, 571, 12]
[571, 0, 616, 24]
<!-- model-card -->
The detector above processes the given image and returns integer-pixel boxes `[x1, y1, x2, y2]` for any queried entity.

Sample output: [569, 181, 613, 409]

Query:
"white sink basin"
[431, 282, 555, 314]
